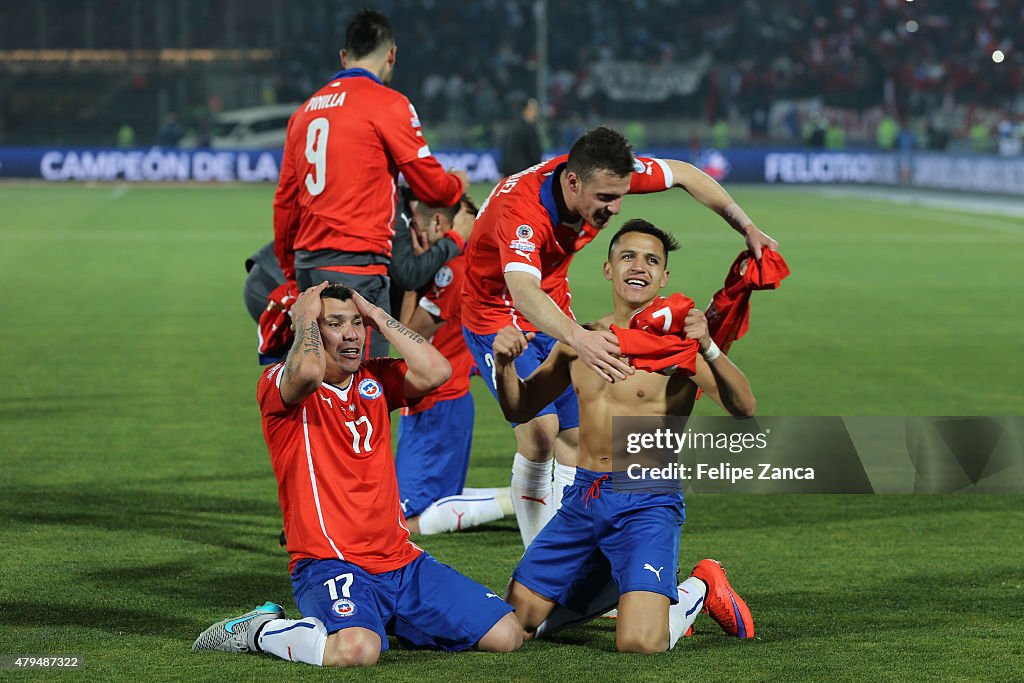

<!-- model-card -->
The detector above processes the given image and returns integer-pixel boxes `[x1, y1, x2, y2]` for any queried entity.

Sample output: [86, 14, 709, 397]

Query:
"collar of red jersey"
[328, 67, 383, 86]
[538, 161, 569, 230]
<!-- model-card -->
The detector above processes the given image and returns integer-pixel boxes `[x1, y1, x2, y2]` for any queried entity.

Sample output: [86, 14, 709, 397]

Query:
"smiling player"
[462, 126, 776, 547]
[492, 219, 757, 652]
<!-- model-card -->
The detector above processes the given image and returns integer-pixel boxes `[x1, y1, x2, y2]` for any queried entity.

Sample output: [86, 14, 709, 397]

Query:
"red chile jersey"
[257, 358, 423, 574]
[403, 254, 472, 415]
[461, 155, 674, 334]
[274, 69, 463, 279]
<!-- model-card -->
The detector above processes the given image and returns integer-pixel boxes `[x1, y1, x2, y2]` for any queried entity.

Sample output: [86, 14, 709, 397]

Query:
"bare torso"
[568, 314, 698, 471]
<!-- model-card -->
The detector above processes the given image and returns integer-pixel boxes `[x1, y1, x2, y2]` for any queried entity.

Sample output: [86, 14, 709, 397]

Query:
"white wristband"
[701, 340, 722, 362]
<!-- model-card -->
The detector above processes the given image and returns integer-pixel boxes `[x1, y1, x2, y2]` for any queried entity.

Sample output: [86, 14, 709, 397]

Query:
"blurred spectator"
[498, 97, 542, 177]
[997, 116, 1023, 156]
[969, 119, 993, 153]
[876, 113, 898, 150]
[156, 113, 184, 148]
[804, 112, 826, 148]
[711, 119, 730, 149]
[825, 120, 847, 150]
[116, 124, 136, 148]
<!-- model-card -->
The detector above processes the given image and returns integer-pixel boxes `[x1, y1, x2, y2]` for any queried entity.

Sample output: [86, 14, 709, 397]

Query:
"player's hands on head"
[290, 281, 329, 330]
[683, 307, 712, 352]
[350, 290, 381, 329]
[410, 225, 430, 255]
[743, 224, 778, 261]
[449, 169, 470, 195]
[492, 326, 535, 366]
[568, 327, 633, 383]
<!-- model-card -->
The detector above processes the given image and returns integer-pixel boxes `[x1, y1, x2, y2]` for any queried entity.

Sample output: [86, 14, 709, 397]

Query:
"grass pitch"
[1, 182, 1022, 681]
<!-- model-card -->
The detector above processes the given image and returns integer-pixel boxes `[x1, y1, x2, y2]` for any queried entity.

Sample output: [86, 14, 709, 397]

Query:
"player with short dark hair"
[274, 8, 467, 359]
[193, 282, 521, 667]
[461, 125, 776, 547]
[607, 218, 680, 259]
[492, 223, 756, 652]
[395, 198, 513, 535]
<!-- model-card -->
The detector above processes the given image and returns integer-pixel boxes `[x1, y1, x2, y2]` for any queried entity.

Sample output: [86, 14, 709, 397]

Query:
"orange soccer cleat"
[689, 559, 754, 639]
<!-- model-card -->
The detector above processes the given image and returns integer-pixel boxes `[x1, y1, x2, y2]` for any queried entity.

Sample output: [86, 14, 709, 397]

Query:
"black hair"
[566, 126, 635, 182]
[345, 9, 394, 60]
[607, 218, 680, 264]
[413, 198, 459, 226]
[321, 283, 355, 302]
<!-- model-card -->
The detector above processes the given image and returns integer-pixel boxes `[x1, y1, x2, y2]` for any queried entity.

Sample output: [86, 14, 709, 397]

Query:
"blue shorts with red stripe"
[512, 468, 685, 611]
[291, 553, 513, 652]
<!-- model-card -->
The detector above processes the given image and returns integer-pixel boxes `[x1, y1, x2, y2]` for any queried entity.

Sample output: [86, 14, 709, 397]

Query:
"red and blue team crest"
[434, 265, 454, 288]
[696, 149, 732, 181]
[331, 599, 357, 618]
[358, 378, 382, 400]
[515, 224, 534, 241]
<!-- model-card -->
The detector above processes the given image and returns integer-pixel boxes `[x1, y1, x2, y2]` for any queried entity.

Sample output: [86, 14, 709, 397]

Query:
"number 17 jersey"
[257, 358, 423, 575]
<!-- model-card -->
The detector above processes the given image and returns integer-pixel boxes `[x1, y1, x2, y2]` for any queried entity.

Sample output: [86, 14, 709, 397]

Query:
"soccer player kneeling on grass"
[193, 283, 521, 666]
[494, 220, 756, 652]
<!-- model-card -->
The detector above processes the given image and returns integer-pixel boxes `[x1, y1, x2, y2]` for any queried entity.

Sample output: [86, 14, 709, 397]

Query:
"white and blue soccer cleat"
[192, 601, 285, 654]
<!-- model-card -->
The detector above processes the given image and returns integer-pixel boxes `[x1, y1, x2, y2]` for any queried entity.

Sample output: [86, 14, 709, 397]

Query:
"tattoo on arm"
[284, 317, 307, 377]
[384, 316, 426, 343]
[302, 320, 322, 357]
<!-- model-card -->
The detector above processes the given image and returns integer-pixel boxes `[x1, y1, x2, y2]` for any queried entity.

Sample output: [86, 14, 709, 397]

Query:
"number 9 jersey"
[273, 68, 464, 280]
[257, 358, 424, 575]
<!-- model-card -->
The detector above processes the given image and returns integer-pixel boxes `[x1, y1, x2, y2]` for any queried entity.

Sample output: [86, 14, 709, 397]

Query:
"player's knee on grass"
[476, 612, 524, 652]
[615, 627, 668, 654]
[505, 580, 556, 636]
[513, 414, 560, 460]
[616, 592, 670, 654]
[321, 628, 381, 667]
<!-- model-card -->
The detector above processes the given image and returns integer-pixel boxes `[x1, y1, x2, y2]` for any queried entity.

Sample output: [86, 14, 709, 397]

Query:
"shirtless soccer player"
[493, 219, 757, 653]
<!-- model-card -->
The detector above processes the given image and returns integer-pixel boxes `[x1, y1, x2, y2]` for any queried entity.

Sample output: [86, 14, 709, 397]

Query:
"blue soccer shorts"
[462, 326, 579, 429]
[291, 553, 513, 652]
[512, 468, 685, 611]
[395, 392, 474, 517]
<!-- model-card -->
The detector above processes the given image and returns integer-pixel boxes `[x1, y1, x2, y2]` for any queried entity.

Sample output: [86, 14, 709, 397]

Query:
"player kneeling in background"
[494, 220, 756, 652]
[394, 196, 514, 534]
[193, 283, 520, 666]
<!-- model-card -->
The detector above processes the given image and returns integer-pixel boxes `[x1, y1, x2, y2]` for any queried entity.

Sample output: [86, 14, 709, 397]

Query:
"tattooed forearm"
[384, 316, 426, 343]
[284, 316, 307, 376]
[302, 320, 322, 357]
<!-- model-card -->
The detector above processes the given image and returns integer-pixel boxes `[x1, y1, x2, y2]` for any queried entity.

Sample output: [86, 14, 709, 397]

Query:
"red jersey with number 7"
[273, 69, 463, 279]
[257, 358, 423, 574]
[461, 155, 674, 334]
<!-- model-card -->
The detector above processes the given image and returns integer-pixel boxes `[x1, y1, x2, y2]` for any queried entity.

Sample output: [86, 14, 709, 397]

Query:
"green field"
[1, 182, 1022, 681]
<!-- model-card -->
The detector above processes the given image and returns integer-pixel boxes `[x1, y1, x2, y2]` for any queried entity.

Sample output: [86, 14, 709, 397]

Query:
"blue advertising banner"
[0, 146, 502, 185]
[2, 145, 1021, 195]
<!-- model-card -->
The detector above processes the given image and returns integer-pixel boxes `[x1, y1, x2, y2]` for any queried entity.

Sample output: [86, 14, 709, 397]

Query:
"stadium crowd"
[277, 0, 1022, 132]
[2, 0, 1020, 147]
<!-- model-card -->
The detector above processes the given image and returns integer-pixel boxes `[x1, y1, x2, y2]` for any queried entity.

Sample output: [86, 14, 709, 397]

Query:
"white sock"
[535, 578, 619, 639]
[668, 577, 707, 649]
[256, 617, 328, 665]
[416, 493, 506, 534]
[552, 463, 577, 511]
[461, 487, 514, 516]
[511, 453, 555, 548]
